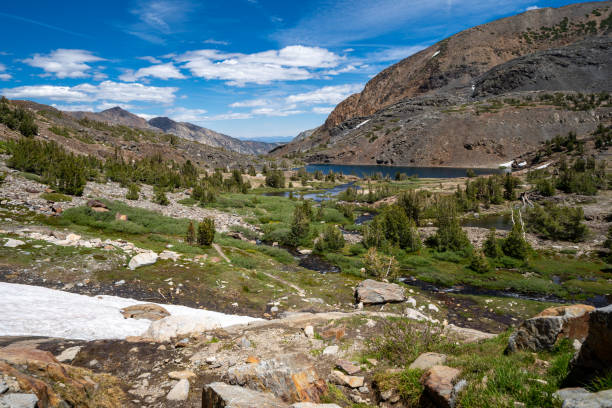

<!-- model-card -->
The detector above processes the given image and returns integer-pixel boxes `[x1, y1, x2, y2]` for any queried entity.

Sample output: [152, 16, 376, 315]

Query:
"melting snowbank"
[0, 282, 260, 341]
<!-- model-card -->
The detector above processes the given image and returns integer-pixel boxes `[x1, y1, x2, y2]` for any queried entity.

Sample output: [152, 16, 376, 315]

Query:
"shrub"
[469, 250, 491, 273]
[482, 228, 503, 258]
[126, 183, 140, 200]
[427, 198, 471, 252]
[314, 225, 345, 253]
[363, 247, 399, 280]
[363, 217, 385, 249]
[265, 170, 285, 188]
[0, 97, 38, 137]
[40, 192, 72, 202]
[197, 218, 215, 246]
[535, 178, 556, 196]
[502, 214, 531, 260]
[153, 187, 169, 206]
[526, 203, 588, 242]
[186, 221, 196, 244]
[288, 201, 311, 247]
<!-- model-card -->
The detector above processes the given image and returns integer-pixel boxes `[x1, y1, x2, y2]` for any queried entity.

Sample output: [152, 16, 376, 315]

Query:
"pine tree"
[502, 212, 531, 260]
[197, 218, 215, 247]
[126, 183, 140, 200]
[470, 250, 491, 273]
[483, 228, 503, 258]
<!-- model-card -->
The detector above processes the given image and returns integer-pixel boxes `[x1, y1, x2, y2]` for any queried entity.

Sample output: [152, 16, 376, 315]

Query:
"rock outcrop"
[226, 353, 327, 403]
[128, 251, 158, 270]
[506, 304, 594, 353]
[143, 315, 220, 341]
[420, 365, 463, 408]
[564, 304, 612, 386]
[355, 279, 406, 305]
[554, 387, 612, 408]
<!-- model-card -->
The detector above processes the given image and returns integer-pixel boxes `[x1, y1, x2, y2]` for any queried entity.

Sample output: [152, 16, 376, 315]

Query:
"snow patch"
[0, 282, 260, 341]
[432, 51, 441, 58]
[535, 162, 551, 170]
[499, 161, 514, 169]
[355, 119, 370, 129]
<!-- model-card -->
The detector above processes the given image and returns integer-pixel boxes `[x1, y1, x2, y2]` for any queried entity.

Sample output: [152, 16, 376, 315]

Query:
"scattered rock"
[86, 200, 107, 209]
[445, 325, 496, 343]
[159, 250, 180, 261]
[355, 279, 406, 305]
[55, 346, 81, 363]
[565, 305, 612, 386]
[120, 303, 170, 321]
[409, 352, 448, 371]
[336, 360, 361, 375]
[329, 370, 364, 388]
[554, 387, 612, 408]
[166, 379, 189, 401]
[304, 326, 314, 338]
[128, 251, 158, 270]
[114, 213, 128, 221]
[507, 304, 595, 353]
[202, 382, 287, 408]
[321, 327, 345, 341]
[420, 365, 462, 408]
[4, 239, 24, 248]
[246, 356, 260, 364]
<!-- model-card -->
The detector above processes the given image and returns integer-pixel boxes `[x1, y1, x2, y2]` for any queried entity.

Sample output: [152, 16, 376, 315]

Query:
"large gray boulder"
[0, 393, 38, 408]
[506, 304, 594, 353]
[355, 279, 406, 305]
[202, 382, 288, 408]
[565, 304, 612, 386]
[226, 353, 327, 403]
[553, 387, 612, 408]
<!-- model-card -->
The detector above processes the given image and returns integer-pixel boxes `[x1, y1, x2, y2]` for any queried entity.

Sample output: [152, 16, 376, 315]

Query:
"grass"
[364, 317, 575, 408]
[40, 192, 72, 202]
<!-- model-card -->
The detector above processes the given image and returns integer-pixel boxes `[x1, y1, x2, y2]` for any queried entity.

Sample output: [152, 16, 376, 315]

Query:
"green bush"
[535, 178, 556, 196]
[40, 192, 72, 202]
[482, 228, 503, 258]
[469, 250, 491, 273]
[265, 170, 285, 188]
[288, 201, 311, 247]
[126, 183, 140, 200]
[426, 198, 471, 252]
[314, 225, 345, 253]
[186, 221, 196, 244]
[502, 216, 531, 260]
[526, 203, 588, 242]
[153, 187, 169, 206]
[197, 218, 215, 247]
[0, 97, 38, 137]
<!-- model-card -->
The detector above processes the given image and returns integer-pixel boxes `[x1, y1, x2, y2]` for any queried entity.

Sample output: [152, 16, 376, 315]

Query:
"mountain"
[68, 107, 156, 131]
[148, 117, 280, 156]
[67, 107, 279, 155]
[274, 1, 612, 167]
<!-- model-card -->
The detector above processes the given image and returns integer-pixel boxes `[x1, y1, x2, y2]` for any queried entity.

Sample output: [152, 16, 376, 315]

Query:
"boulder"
[159, 250, 180, 261]
[329, 370, 364, 388]
[120, 303, 170, 321]
[355, 279, 406, 305]
[409, 352, 448, 371]
[553, 387, 612, 408]
[420, 365, 462, 408]
[202, 382, 288, 408]
[506, 305, 594, 353]
[128, 251, 158, 270]
[114, 213, 128, 221]
[168, 370, 195, 380]
[143, 315, 220, 341]
[336, 360, 361, 375]
[4, 239, 25, 248]
[0, 393, 38, 408]
[86, 200, 107, 209]
[226, 353, 327, 402]
[55, 346, 81, 363]
[166, 379, 189, 401]
[565, 304, 612, 386]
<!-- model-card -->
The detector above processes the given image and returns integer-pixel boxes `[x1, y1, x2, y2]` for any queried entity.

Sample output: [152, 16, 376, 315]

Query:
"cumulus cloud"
[176, 45, 342, 86]
[22, 49, 104, 79]
[251, 107, 305, 117]
[3, 81, 177, 104]
[165, 107, 208, 122]
[119, 62, 186, 82]
[0, 64, 10, 80]
[203, 39, 229, 46]
[229, 98, 269, 108]
[96, 102, 136, 111]
[50, 104, 94, 112]
[526, 5, 540, 11]
[138, 56, 162, 64]
[135, 112, 157, 120]
[312, 106, 335, 114]
[286, 84, 362, 105]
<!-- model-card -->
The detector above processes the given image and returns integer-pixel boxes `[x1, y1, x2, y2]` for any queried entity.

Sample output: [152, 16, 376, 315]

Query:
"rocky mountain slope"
[68, 107, 279, 156]
[275, 1, 612, 167]
[2, 101, 253, 169]
[148, 116, 280, 156]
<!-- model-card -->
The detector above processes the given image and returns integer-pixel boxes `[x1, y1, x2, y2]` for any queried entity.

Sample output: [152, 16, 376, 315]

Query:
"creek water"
[262, 182, 359, 202]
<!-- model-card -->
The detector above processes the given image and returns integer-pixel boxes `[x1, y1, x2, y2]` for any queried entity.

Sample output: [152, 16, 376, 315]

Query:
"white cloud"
[0, 63, 10, 81]
[22, 49, 104, 79]
[251, 107, 305, 117]
[205, 112, 253, 121]
[229, 98, 269, 108]
[325, 65, 358, 75]
[51, 104, 94, 112]
[176, 45, 342, 86]
[286, 84, 362, 105]
[119, 62, 186, 81]
[165, 107, 208, 122]
[526, 5, 540, 11]
[3, 81, 178, 104]
[138, 56, 162, 64]
[135, 112, 157, 120]
[312, 106, 335, 114]
[203, 39, 229, 46]
[128, 0, 197, 44]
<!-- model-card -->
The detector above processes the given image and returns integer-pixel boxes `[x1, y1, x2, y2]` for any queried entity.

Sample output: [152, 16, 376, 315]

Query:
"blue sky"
[0, 0, 590, 141]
